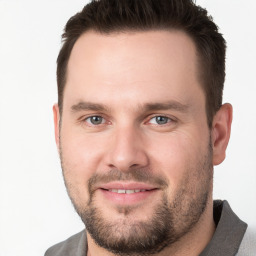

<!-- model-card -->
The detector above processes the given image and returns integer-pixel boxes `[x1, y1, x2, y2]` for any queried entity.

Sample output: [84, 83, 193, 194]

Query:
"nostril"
[130, 163, 139, 168]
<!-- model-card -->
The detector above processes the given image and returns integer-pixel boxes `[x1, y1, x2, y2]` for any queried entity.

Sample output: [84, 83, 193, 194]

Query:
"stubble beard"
[61, 144, 213, 256]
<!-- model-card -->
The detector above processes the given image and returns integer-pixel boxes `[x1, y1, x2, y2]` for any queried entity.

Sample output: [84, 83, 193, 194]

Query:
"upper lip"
[98, 182, 158, 191]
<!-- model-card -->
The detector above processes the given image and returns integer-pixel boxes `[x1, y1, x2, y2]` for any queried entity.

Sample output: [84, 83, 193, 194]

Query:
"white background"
[0, 1, 255, 255]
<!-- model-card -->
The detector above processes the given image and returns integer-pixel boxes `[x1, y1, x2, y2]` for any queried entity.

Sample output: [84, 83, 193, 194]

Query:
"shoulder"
[237, 225, 256, 255]
[44, 230, 87, 256]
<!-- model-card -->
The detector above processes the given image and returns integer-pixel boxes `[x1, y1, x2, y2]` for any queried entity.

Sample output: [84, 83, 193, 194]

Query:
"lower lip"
[100, 189, 158, 205]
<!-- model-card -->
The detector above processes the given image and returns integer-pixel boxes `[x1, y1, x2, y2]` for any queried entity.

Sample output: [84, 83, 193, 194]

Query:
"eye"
[148, 116, 172, 125]
[85, 116, 106, 125]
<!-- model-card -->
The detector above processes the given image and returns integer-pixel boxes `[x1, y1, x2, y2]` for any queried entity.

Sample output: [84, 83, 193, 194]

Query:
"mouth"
[97, 182, 159, 205]
[104, 188, 150, 194]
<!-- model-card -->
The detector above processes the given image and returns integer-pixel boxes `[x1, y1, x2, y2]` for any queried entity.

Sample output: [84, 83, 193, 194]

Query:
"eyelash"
[82, 115, 108, 126]
[146, 115, 174, 126]
[80, 114, 176, 127]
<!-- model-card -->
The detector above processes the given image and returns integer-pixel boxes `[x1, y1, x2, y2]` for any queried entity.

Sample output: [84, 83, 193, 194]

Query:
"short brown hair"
[57, 0, 226, 127]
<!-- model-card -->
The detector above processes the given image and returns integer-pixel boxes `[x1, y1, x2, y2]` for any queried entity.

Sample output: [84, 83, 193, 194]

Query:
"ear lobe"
[53, 104, 60, 150]
[211, 103, 233, 165]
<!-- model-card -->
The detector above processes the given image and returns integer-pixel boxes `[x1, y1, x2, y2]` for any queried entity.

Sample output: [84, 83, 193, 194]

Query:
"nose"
[106, 126, 149, 172]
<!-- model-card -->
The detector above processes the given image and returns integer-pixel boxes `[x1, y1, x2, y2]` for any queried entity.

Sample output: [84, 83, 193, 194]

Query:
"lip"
[97, 182, 159, 205]
[99, 182, 157, 191]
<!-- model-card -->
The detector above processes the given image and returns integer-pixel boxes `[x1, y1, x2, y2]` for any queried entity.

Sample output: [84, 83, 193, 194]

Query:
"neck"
[87, 200, 215, 256]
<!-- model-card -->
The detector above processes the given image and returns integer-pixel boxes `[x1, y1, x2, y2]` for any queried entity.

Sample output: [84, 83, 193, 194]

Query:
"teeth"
[108, 189, 147, 194]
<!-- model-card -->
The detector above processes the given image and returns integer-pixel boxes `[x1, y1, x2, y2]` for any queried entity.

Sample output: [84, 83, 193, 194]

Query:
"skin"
[53, 30, 232, 256]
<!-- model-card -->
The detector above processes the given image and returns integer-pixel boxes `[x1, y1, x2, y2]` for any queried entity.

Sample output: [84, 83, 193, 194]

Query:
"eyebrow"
[71, 101, 109, 112]
[144, 101, 190, 113]
[71, 100, 190, 113]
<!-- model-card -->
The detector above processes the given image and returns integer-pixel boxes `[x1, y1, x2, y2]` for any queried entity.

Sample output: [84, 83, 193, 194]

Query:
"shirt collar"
[199, 200, 247, 256]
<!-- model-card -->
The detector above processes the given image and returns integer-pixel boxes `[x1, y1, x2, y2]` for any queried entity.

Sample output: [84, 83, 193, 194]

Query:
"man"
[45, 0, 254, 255]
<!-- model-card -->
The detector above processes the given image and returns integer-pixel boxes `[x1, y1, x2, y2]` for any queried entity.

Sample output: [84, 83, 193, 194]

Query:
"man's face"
[56, 30, 214, 254]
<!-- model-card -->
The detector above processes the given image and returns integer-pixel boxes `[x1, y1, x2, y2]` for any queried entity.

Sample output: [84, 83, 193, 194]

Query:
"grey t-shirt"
[199, 200, 247, 255]
[45, 200, 248, 256]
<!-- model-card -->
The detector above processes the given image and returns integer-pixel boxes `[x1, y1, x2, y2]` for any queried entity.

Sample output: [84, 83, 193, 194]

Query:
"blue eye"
[149, 116, 171, 125]
[85, 116, 105, 125]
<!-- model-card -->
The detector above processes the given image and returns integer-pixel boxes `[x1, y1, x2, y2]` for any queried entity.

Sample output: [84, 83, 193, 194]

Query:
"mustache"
[88, 168, 169, 193]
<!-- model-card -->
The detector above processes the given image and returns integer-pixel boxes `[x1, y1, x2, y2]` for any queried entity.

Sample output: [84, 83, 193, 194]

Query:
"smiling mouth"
[99, 187, 158, 205]
[104, 189, 151, 194]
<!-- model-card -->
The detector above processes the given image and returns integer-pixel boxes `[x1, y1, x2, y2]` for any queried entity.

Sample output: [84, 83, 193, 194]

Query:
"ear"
[211, 103, 233, 165]
[53, 103, 60, 150]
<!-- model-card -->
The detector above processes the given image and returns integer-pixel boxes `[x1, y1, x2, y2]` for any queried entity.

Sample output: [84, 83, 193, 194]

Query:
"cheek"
[61, 123, 107, 166]
[59, 128, 107, 199]
[148, 131, 208, 190]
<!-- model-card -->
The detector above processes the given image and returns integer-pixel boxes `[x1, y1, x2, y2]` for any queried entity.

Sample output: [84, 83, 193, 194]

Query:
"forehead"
[64, 30, 204, 111]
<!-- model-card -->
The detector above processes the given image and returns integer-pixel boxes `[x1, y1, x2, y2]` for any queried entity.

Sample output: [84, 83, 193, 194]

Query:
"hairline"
[59, 27, 211, 125]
